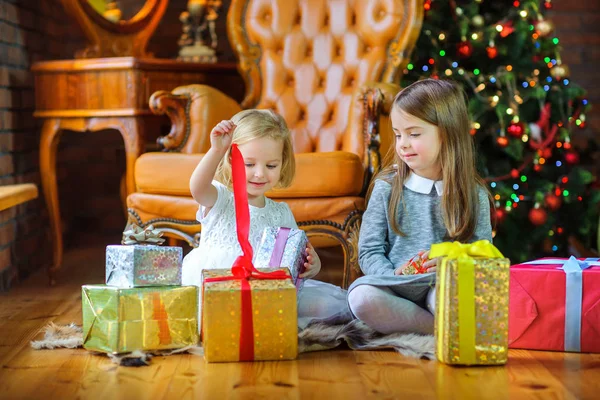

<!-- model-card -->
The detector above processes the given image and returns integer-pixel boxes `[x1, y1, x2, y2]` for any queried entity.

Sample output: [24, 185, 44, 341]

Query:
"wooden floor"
[1, 243, 599, 400]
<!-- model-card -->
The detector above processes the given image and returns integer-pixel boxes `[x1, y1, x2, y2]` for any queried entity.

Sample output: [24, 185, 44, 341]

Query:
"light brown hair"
[215, 109, 295, 189]
[372, 79, 491, 241]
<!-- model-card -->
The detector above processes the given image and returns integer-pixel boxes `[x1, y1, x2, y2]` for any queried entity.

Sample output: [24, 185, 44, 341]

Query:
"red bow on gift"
[204, 144, 290, 361]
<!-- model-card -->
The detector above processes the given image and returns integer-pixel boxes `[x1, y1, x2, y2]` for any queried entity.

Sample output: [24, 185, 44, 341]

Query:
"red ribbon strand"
[204, 144, 289, 361]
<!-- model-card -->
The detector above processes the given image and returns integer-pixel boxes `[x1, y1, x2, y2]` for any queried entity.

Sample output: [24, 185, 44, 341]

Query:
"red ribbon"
[204, 144, 290, 361]
[151, 292, 172, 345]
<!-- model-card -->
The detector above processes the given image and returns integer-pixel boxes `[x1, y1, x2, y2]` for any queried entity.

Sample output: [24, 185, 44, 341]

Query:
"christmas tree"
[401, 0, 599, 262]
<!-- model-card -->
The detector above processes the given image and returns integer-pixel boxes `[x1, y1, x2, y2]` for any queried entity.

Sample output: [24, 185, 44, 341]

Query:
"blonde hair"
[215, 109, 295, 189]
[372, 79, 492, 241]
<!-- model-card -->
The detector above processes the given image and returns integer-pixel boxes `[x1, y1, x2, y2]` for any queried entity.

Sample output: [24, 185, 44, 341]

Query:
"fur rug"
[30, 323, 83, 349]
[30, 320, 435, 365]
[298, 319, 435, 360]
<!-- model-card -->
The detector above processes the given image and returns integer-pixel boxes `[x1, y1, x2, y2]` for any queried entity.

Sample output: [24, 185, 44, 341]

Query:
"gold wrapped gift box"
[82, 285, 199, 354]
[202, 268, 298, 362]
[432, 241, 510, 366]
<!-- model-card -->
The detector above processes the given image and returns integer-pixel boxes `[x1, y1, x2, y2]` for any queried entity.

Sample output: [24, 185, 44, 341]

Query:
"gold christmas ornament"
[550, 63, 570, 80]
[536, 19, 554, 37]
[472, 15, 484, 27]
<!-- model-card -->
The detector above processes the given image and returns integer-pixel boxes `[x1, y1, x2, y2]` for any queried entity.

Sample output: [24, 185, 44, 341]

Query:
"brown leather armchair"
[126, 0, 423, 288]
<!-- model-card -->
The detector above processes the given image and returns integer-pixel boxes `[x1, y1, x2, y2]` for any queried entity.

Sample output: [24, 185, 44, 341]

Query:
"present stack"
[82, 223, 199, 354]
[509, 256, 600, 353]
[430, 240, 511, 366]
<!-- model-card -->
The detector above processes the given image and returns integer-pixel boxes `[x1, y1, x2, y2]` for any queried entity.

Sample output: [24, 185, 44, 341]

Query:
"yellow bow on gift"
[430, 240, 504, 365]
[430, 240, 504, 259]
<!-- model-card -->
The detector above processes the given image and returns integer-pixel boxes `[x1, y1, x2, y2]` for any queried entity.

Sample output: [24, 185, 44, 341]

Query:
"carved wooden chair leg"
[342, 215, 363, 289]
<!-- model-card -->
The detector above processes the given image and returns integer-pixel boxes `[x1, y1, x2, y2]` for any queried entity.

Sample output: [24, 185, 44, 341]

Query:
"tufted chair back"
[227, 0, 421, 159]
[132, 0, 423, 287]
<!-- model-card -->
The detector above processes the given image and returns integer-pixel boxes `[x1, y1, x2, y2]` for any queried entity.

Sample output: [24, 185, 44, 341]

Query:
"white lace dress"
[182, 181, 348, 331]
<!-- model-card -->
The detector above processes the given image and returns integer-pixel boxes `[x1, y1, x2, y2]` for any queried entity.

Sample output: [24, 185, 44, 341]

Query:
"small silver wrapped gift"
[105, 224, 182, 288]
[253, 227, 308, 292]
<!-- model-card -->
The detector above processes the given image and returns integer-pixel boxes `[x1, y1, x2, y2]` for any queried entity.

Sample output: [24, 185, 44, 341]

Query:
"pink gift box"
[508, 257, 600, 353]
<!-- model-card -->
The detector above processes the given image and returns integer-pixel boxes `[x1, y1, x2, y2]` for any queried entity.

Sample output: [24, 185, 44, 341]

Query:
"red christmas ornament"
[565, 151, 579, 164]
[497, 136, 509, 147]
[529, 207, 548, 226]
[486, 45, 498, 59]
[494, 208, 506, 223]
[534, 164, 542, 172]
[544, 193, 562, 211]
[542, 148, 552, 159]
[510, 169, 519, 179]
[499, 21, 515, 38]
[457, 40, 473, 58]
[544, 0, 552, 9]
[507, 122, 525, 138]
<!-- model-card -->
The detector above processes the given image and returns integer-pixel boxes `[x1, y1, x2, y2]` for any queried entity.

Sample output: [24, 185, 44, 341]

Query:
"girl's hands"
[394, 260, 410, 275]
[300, 242, 321, 279]
[394, 250, 440, 275]
[420, 250, 440, 273]
[210, 120, 236, 154]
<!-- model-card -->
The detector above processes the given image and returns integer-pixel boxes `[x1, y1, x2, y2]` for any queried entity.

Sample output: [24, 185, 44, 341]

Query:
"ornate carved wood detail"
[227, 0, 262, 109]
[298, 209, 364, 289]
[381, 0, 423, 83]
[149, 90, 191, 151]
[60, 0, 168, 58]
[361, 87, 384, 194]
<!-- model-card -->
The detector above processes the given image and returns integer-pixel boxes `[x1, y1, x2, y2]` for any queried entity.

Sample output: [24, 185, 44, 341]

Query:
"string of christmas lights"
[401, 0, 598, 261]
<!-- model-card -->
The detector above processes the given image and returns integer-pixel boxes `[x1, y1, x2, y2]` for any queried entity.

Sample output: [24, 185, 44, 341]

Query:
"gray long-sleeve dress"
[348, 176, 493, 308]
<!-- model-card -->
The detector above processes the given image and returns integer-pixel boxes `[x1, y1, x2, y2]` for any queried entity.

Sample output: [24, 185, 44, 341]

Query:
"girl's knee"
[426, 286, 436, 314]
[348, 285, 384, 319]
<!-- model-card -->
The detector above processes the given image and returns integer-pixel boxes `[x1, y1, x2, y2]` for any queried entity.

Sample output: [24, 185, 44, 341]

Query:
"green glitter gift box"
[82, 285, 199, 354]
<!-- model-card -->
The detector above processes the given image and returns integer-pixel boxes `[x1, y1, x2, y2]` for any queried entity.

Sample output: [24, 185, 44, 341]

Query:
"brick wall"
[549, 0, 600, 170]
[0, 0, 124, 290]
[0, 1, 72, 289]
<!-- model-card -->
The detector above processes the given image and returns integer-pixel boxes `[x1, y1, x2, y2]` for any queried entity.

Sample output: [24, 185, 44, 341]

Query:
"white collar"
[404, 172, 443, 196]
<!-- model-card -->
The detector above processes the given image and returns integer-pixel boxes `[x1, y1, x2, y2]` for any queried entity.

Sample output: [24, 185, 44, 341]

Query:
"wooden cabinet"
[32, 57, 243, 283]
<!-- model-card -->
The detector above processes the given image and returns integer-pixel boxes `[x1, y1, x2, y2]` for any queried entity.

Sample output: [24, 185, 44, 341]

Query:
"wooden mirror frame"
[60, 0, 169, 58]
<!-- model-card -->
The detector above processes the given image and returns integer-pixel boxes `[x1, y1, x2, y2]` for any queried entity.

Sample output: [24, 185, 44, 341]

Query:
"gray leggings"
[348, 285, 436, 335]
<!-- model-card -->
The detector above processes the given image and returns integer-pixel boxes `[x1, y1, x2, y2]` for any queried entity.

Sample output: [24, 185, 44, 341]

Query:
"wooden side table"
[32, 57, 242, 284]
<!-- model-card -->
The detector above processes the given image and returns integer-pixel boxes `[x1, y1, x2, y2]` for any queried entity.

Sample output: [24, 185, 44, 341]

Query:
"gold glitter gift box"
[82, 285, 199, 354]
[202, 268, 298, 362]
[430, 240, 510, 366]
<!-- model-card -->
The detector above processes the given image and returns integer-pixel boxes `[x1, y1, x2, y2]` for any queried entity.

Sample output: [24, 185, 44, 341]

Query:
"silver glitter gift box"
[105, 245, 182, 288]
[253, 227, 308, 292]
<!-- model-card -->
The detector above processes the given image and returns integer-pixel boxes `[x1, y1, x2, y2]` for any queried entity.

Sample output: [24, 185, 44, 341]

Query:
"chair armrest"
[149, 90, 190, 151]
[149, 84, 242, 153]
